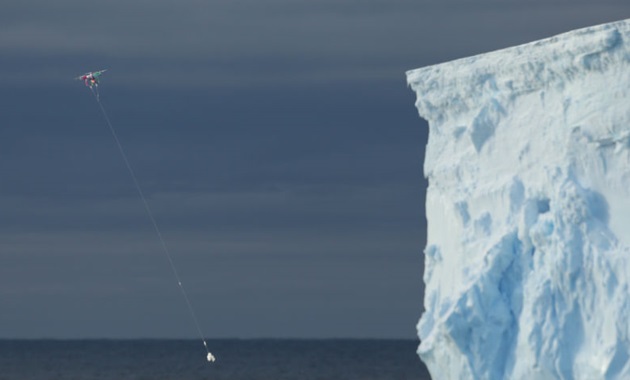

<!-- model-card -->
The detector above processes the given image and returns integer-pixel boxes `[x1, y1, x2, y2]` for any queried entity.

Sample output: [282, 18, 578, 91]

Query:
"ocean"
[0, 339, 431, 379]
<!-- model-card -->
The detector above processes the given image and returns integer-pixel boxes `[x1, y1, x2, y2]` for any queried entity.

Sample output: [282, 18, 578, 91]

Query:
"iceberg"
[407, 19, 630, 379]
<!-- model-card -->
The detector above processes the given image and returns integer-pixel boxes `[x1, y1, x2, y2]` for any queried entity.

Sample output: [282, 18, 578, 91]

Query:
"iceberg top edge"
[406, 18, 630, 122]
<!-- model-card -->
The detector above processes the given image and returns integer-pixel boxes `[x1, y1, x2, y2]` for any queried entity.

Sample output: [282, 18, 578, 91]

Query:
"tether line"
[91, 88, 214, 361]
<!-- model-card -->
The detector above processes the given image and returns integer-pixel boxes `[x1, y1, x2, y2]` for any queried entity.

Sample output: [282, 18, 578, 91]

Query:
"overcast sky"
[1, 1, 629, 339]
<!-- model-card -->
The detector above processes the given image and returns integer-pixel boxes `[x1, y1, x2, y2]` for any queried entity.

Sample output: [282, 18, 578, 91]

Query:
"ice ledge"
[407, 18, 630, 380]
[407, 19, 630, 124]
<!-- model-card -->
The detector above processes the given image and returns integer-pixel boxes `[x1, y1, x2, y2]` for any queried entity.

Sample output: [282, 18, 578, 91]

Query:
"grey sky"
[1, 1, 629, 339]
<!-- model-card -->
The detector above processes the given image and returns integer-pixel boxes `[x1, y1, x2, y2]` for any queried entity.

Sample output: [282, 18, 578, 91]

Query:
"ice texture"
[407, 19, 630, 380]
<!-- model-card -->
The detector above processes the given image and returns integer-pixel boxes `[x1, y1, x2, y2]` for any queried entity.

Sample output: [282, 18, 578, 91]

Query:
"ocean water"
[0, 339, 431, 379]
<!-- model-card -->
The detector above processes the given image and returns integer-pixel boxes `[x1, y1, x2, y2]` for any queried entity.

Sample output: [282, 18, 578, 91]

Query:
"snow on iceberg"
[407, 19, 630, 380]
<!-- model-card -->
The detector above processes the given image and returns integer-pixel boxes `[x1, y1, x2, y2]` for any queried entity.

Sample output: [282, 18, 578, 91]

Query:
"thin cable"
[91, 88, 215, 361]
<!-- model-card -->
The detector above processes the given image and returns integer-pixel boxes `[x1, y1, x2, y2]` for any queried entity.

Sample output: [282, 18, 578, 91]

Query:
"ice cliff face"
[407, 19, 630, 380]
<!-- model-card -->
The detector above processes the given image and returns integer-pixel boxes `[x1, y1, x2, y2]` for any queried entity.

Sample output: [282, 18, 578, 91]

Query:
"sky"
[1, 1, 630, 339]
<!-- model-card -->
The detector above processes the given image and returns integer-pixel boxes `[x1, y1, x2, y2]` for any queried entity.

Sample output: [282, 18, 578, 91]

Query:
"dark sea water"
[0, 339, 431, 380]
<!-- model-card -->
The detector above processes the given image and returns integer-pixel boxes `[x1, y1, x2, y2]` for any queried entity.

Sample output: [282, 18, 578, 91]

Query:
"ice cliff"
[407, 19, 630, 379]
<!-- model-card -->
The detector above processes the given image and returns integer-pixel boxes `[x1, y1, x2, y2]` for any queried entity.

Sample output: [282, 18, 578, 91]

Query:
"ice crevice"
[407, 19, 630, 379]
